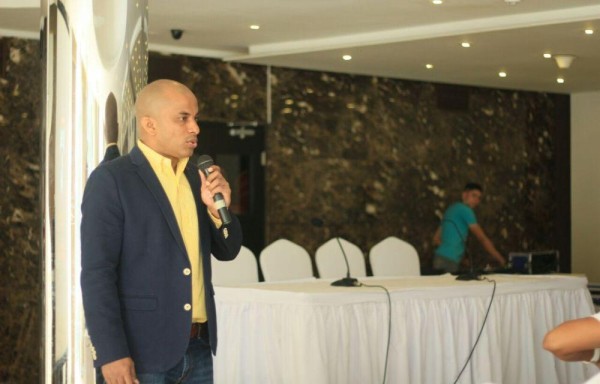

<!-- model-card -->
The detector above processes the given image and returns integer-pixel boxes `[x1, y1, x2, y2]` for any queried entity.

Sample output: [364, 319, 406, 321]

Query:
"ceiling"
[1, 0, 599, 93]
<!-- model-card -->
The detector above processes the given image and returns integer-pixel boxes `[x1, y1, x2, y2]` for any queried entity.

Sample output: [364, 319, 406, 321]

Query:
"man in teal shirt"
[433, 183, 506, 273]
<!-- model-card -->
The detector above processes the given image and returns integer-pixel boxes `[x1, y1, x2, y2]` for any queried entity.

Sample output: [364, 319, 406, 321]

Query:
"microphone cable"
[452, 277, 497, 384]
[359, 282, 392, 384]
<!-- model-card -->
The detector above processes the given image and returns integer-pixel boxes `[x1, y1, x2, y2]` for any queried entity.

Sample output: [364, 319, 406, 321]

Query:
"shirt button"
[183, 268, 191, 276]
[184, 303, 191, 311]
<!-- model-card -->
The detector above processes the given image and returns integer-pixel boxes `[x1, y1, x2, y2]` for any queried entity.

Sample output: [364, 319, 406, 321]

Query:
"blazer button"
[183, 268, 191, 276]
[184, 303, 191, 311]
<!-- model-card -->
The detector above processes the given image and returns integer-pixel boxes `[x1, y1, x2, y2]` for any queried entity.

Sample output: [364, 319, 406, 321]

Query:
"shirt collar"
[137, 139, 189, 177]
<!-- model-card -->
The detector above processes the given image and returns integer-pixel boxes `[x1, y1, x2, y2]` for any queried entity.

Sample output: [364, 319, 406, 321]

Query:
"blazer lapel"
[130, 146, 188, 258]
[185, 164, 211, 258]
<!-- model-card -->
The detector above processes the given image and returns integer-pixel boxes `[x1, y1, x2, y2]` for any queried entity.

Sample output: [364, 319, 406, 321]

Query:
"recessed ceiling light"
[557, 77, 565, 84]
[543, 53, 552, 59]
[461, 42, 471, 48]
[425, 64, 434, 69]
[499, 71, 507, 78]
[250, 25, 260, 30]
[432, 0, 443, 4]
[585, 29, 594, 35]
[342, 55, 352, 61]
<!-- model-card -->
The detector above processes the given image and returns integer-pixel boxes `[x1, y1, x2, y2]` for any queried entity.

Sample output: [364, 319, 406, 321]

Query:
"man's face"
[462, 189, 482, 208]
[152, 90, 200, 162]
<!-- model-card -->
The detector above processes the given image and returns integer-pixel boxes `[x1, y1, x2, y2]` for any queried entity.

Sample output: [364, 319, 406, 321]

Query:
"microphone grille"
[196, 154, 214, 170]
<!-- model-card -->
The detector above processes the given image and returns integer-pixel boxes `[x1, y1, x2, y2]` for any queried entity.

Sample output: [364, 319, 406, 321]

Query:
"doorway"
[194, 121, 265, 259]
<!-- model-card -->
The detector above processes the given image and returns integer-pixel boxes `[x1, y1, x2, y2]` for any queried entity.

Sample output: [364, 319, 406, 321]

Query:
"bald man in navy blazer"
[81, 80, 242, 383]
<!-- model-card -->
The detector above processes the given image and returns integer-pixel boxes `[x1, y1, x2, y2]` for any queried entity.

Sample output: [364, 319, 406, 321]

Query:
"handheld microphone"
[196, 155, 232, 225]
[311, 218, 358, 287]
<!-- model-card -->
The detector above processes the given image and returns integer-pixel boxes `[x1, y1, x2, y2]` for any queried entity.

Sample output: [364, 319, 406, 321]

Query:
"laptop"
[508, 250, 559, 274]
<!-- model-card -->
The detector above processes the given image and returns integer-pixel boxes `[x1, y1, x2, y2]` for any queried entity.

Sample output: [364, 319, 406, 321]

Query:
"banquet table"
[213, 274, 598, 384]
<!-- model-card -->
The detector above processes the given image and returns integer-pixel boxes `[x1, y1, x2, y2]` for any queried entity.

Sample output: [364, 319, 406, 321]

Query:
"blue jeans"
[97, 336, 213, 384]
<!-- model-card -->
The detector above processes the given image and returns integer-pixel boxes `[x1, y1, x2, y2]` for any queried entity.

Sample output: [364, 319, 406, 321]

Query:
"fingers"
[199, 166, 231, 197]
[101, 358, 137, 384]
[130, 362, 139, 384]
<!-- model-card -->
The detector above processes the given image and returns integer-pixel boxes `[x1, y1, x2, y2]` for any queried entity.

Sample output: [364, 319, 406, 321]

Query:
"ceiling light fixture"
[461, 42, 471, 48]
[499, 71, 507, 78]
[553, 54, 575, 69]
[432, 0, 443, 4]
[585, 29, 594, 35]
[543, 53, 552, 59]
[250, 25, 260, 30]
[425, 64, 434, 69]
[504, 0, 521, 4]
[342, 55, 352, 61]
[556, 77, 565, 84]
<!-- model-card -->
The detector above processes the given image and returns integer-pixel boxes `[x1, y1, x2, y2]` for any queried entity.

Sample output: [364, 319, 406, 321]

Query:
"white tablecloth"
[213, 274, 598, 384]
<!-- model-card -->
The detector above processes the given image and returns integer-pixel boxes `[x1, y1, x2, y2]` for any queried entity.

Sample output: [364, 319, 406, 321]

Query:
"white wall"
[572, 92, 600, 283]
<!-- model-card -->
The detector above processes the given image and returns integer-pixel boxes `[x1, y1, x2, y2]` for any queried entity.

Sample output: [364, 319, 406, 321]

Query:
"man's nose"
[190, 120, 200, 134]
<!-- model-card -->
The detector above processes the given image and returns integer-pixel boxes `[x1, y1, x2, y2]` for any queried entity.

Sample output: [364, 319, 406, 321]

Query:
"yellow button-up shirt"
[138, 140, 206, 322]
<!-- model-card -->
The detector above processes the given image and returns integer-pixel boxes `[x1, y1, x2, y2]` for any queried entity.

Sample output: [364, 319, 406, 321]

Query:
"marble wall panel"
[0, 37, 41, 383]
[150, 53, 268, 123]
[150, 54, 566, 272]
[265, 68, 565, 270]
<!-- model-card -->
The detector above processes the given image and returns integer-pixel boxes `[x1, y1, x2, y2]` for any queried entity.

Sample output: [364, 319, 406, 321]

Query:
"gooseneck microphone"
[331, 237, 359, 287]
[196, 155, 232, 225]
[311, 218, 358, 287]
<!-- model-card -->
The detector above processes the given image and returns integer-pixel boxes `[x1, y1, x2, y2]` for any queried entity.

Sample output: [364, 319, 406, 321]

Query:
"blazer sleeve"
[80, 165, 130, 367]
[208, 211, 243, 262]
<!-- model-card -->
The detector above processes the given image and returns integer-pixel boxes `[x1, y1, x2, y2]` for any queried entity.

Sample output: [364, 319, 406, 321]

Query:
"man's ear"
[140, 116, 156, 136]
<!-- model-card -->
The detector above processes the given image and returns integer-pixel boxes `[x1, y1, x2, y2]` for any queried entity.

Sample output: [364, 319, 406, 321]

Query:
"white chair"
[259, 239, 314, 282]
[315, 237, 366, 279]
[369, 236, 420, 277]
[211, 246, 259, 286]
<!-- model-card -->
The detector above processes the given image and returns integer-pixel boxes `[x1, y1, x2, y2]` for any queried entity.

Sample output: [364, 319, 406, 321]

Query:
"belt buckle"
[190, 322, 204, 339]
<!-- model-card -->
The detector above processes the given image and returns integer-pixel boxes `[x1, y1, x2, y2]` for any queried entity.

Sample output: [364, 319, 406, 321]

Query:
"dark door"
[194, 121, 265, 258]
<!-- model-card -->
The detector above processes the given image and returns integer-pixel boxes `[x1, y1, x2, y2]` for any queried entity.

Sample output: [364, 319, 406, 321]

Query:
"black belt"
[190, 322, 208, 339]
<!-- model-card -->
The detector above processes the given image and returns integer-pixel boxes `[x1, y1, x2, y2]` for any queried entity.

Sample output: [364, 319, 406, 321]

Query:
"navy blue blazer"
[80, 146, 242, 373]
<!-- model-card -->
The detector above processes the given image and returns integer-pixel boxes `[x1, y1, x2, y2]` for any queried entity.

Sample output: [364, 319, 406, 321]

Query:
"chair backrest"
[315, 237, 366, 279]
[259, 239, 314, 282]
[369, 236, 420, 277]
[212, 246, 259, 286]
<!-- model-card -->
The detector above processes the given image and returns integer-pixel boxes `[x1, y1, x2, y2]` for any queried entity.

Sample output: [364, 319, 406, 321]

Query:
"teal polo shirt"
[435, 202, 477, 263]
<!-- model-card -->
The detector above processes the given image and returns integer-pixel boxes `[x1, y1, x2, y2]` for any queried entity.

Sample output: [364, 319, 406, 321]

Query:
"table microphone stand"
[331, 237, 359, 287]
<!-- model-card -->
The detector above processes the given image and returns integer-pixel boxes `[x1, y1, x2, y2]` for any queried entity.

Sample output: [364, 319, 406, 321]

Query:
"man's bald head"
[135, 79, 195, 136]
[134, 79, 200, 166]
